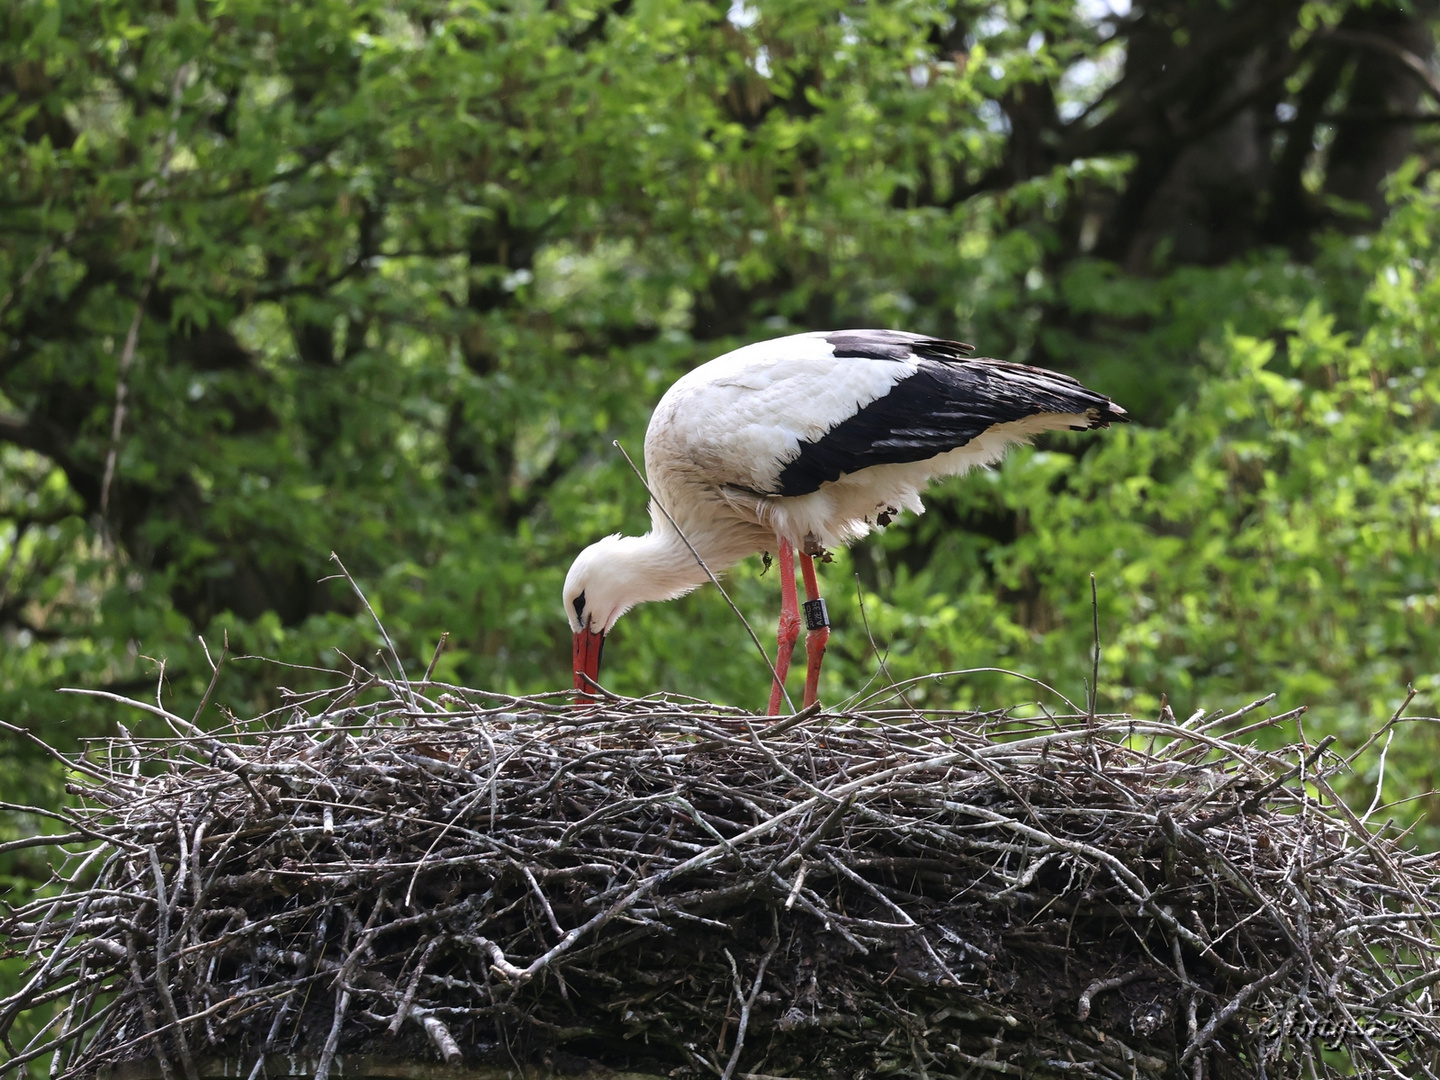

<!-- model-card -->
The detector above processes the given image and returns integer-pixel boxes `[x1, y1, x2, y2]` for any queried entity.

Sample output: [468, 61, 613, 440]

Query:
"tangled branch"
[3, 680, 1439, 1079]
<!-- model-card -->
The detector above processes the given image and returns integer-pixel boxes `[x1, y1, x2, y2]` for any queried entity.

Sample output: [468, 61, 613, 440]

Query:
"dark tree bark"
[1322, 9, 1440, 226]
[938, 0, 1439, 269]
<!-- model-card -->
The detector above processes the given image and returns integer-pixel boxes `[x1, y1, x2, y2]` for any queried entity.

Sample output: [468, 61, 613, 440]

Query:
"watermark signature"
[1255, 1010, 1418, 1054]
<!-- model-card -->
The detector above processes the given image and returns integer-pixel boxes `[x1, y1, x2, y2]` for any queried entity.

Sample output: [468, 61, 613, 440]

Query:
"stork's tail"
[969, 357, 1129, 431]
[1086, 398, 1129, 428]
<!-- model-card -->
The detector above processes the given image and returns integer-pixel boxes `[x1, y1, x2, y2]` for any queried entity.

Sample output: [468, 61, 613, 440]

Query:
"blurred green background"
[3, 0, 1440, 895]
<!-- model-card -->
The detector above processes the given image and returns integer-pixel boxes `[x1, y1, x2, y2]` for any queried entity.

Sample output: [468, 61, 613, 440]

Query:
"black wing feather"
[824, 328, 976, 362]
[773, 334, 1127, 497]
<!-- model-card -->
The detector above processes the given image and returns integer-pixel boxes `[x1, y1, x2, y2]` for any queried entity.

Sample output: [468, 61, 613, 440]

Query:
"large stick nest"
[3, 681, 1440, 1080]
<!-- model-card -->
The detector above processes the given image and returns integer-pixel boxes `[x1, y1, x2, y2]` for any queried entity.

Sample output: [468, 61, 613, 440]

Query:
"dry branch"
[3, 680, 1440, 1080]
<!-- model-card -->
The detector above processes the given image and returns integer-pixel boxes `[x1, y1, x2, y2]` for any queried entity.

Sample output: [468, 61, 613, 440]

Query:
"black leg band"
[803, 598, 830, 631]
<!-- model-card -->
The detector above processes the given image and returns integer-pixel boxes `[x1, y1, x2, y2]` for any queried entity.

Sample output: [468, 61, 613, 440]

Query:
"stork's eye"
[572, 591, 586, 621]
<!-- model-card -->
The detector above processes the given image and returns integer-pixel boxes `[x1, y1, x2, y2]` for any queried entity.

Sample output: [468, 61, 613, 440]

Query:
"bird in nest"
[564, 329, 1128, 713]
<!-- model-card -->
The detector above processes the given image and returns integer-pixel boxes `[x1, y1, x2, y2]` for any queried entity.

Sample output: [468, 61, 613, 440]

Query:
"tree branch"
[1320, 28, 1440, 105]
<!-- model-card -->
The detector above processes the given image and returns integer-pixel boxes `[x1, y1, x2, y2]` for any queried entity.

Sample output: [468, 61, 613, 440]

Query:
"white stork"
[564, 329, 1128, 713]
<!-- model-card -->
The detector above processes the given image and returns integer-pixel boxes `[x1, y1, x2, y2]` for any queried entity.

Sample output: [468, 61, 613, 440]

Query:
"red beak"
[573, 628, 605, 704]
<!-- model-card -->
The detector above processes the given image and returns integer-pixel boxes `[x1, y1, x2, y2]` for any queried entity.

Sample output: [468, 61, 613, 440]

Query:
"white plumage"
[565, 329, 1128, 711]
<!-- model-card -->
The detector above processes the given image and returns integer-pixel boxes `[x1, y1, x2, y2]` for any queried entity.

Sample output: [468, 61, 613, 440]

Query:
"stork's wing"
[771, 333, 1128, 497]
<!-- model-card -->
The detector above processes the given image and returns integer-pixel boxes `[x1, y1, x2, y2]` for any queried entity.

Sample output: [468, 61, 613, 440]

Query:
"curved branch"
[1320, 28, 1440, 105]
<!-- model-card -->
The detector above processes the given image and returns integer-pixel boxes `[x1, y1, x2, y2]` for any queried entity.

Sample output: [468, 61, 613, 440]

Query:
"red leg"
[799, 553, 830, 708]
[767, 539, 801, 715]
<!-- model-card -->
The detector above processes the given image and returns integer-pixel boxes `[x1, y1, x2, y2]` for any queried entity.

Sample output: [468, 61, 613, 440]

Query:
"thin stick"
[327, 552, 419, 713]
[56, 688, 204, 740]
[852, 666, 1084, 715]
[191, 631, 229, 726]
[1196, 693, 1277, 734]
[1077, 968, 1144, 1021]
[422, 632, 449, 684]
[1362, 727, 1396, 825]
[613, 440, 792, 713]
[1344, 685, 1418, 767]
[1088, 572, 1100, 720]
[718, 932, 779, 1080]
[851, 572, 917, 715]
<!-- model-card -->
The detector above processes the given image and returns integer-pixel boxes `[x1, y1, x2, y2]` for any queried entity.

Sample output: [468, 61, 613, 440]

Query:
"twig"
[422, 632, 449, 684]
[409, 1008, 462, 1063]
[718, 931, 779, 1080]
[1345, 685, 1418, 767]
[385, 938, 442, 1036]
[1179, 954, 1302, 1064]
[191, 631, 229, 726]
[850, 572, 917, 714]
[851, 666, 1084, 714]
[1196, 693, 1277, 733]
[1362, 726, 1396, 825]
[1088, 572, 1100, 720]
[1077, 969, 1145, 1021]
[1319, 28, 1440, 103]
[327, 552, 420, 712]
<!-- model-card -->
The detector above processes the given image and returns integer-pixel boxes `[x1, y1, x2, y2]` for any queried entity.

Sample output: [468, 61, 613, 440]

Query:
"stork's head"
[563, 534, 635, 703]
[563, 532, 709, 703]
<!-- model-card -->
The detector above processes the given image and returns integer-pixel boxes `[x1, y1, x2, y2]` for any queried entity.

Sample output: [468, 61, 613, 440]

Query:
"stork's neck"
[607, 528, 714, 607]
